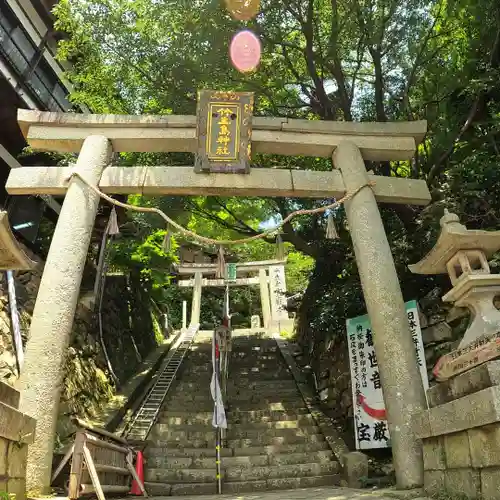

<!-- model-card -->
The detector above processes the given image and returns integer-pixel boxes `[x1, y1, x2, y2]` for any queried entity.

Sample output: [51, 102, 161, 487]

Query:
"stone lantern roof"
[409, 210, 500, 275]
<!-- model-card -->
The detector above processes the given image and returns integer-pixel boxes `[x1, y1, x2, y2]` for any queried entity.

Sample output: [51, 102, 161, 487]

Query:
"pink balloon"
[230, 30, 261, 73]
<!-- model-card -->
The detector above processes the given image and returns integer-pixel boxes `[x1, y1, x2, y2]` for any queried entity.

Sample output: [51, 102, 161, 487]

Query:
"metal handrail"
[123, 323, 199, 441]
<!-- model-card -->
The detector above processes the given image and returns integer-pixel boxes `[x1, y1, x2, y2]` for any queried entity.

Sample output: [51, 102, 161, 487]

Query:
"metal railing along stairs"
[123, 323, 200, 441]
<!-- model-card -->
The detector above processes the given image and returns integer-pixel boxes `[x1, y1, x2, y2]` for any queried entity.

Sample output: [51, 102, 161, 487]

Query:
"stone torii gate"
[176, 259, 288, 330]
[7, 100, 431, 492]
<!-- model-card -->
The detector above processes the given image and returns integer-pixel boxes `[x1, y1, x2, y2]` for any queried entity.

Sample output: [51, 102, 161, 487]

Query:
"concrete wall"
[0, 381, 35, 500]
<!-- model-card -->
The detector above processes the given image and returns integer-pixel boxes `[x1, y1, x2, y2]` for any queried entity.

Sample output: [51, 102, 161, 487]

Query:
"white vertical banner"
[346, 300, 428, 450]
[211, 329, 227, 429]
[269, 265, 288, 321]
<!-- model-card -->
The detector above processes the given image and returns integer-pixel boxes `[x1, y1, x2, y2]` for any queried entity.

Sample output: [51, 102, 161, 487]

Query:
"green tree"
[53, 0, 500, 350]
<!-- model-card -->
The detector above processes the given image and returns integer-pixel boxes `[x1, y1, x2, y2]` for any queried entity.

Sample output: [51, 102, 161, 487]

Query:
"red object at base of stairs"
[130, 451, 144, 495]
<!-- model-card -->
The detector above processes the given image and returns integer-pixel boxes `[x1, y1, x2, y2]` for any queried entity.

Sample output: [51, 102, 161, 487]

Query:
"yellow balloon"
[224, 0, 260, 21]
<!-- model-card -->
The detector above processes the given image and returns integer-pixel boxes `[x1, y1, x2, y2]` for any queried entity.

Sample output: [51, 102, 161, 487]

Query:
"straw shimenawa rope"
[66, 170, 375, 246]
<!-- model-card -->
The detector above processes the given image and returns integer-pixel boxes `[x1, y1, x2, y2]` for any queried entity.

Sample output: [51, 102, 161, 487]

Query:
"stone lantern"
[410, 211, 500, 499]
[409, 210, 500, 349]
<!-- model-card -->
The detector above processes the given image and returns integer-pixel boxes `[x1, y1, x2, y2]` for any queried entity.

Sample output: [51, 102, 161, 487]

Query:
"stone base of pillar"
[413, 360, 500, 499]
[0, 381, 36, 500]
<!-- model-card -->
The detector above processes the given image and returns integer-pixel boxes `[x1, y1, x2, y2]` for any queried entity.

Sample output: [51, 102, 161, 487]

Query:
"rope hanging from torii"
[65, 169, 375, 248]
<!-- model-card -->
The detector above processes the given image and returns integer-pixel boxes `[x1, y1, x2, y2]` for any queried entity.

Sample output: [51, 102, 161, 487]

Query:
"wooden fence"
[52, 419, 147, 500]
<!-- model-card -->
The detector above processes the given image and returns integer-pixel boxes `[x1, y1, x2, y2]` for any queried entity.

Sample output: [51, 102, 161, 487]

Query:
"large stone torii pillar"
[190, 271, 203, 325]
[7, 110, 431, 491]
[18, 135, 112, 493]
[333, 142, 427, 487]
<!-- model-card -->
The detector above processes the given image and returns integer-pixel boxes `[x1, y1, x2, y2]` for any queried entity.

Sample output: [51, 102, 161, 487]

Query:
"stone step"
[228, 417, 314, 429]
[178, 362, 211, 368]
[232, 442, 331, 456]
[162, 399, 307, 413]
[230, 385, 300, 393]
[161, 402, 214, 411]
[145, 447, 233, 459]
[231, 350, 281, 356]
[147, 449, 335, 469]
[158, 412, 215, 425]
[226, 373, 291, 381]
[145, 460, 339, 484]
[231, 346, 279, 352]
[163, 394, 214, 403]
[151, 428, 217, 442]
[172, 382, 213, 391]
[151, 429, 326, 449]
[145, 473, 340, 496]
[152, 423, 320, 442]
[152, 422, 213, 432]
[145, 441, 330, 459]
[230, 359, 283, 367]
[226, 425, 321, 440]
[147, 453, 268, 469]
[162, 403, 215, 412]
[158, 412, 313, 426]
[144, 481, 217, 496]
[167, 384, 299, 395]
[229, 401, 308, 412]
[223, 474, 340, 494]
[228, 379, 297, 388]
[226, 461, 340, 482]
[227, 432, 326, 448]
[226, 393, 303, 403]
[229, 359, 283, 366]
[171, 377, 212, 384]
[231, 354, 278, 361]
[268, 450, 335, 466]
[145, 467, 216, 483]
[227, 408, 311, 420]
[175, 367, 211, 374]
[232, 340, 277, 346]
[231, 397, 306, 406]
[228, 369, 289, 377]
[152, 438, 218, 449]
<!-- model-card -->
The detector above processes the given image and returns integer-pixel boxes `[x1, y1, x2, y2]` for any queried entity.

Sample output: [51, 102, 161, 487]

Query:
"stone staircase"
[143, 333, 341, 495]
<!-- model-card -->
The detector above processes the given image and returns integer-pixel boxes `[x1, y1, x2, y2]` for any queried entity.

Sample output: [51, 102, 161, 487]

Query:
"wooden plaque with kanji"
[195, 90, 254, 174]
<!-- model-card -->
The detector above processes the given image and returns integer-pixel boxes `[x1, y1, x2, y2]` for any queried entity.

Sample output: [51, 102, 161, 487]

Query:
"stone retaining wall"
[0, 254, 163, 451]
[415, 360, 500, 499]
[0, 381, 35, 500]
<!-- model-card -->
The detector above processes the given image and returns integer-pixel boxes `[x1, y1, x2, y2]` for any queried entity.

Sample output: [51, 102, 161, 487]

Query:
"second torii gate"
[7, 95, 431, 493]
[176, 259, 289, 330]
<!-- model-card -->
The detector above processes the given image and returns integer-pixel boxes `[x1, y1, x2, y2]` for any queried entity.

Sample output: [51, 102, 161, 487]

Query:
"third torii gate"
[176, 259, 291, 331]
[7, 93, 431, 493]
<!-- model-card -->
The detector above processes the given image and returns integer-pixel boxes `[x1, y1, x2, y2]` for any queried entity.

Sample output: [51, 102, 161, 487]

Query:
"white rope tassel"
[107, 207, 120, 235]
[162, 226, 172, 253]
[216, 246, 226, 279]
[64, 165, 78, 183]
[65, 171, 374, 247]
[326, 212, 339, 240]
[275, 233, 285, 260]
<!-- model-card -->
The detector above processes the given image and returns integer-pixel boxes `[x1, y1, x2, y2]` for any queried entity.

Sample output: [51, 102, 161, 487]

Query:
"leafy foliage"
[53, 0, 500, 345]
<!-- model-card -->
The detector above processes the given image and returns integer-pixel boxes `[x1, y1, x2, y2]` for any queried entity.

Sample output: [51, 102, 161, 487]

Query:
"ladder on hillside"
[123, 323, 200, 441]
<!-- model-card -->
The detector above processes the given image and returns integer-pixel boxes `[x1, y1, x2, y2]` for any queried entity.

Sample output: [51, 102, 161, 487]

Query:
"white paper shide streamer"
[210, 330, 227, 429]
